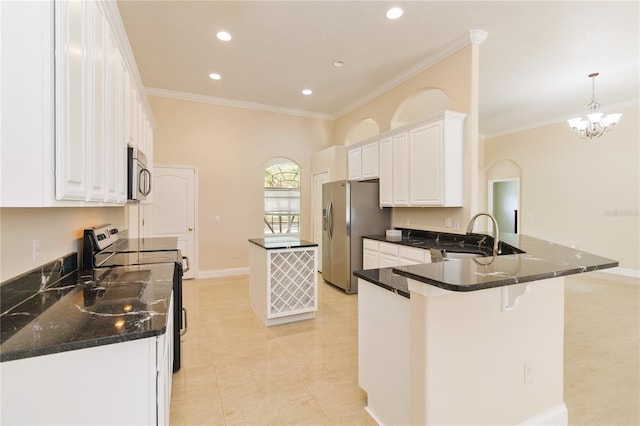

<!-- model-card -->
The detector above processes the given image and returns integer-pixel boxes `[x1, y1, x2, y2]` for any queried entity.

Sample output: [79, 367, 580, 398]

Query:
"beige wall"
[148, 96, 333, 274]
[483, 105, 639, 271]
[0, 207, 126, 281]
[333, 44, 480, 232]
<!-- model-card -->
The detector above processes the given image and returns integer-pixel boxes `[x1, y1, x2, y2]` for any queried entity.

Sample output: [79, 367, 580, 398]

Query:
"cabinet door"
[362, 239, 380, 269]
[361, 141, 379, 179]
[409, 122, 442, 206]
[55, 0, 89, 200]
[363, 249, 379, 270]
[378, 137, 393, 207]
[379, 242, 399, 267]
[105, 24, 126, 203]
[392, 132, 409, 206]
[88, 4, 106, 201]
[348, 147, 362, 180]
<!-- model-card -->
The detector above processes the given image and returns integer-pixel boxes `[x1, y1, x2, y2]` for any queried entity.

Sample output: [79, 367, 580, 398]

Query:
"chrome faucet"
[466, 212, 500, 257]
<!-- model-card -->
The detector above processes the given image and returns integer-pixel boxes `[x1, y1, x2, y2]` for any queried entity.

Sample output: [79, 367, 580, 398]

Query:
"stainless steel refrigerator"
[322, 180, 391, 294]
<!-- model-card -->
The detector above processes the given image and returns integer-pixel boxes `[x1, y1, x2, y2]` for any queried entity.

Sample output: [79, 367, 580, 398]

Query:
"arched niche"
[486, 159, 522, 181]
[345, 118, 380, 146]
[391, 89, 450, 129]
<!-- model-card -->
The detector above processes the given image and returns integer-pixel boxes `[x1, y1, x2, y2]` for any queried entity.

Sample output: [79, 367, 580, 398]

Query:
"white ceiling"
[117, 1, 639, 137]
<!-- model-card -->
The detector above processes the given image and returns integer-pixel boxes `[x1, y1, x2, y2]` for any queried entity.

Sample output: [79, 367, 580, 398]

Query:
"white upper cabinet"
[348, 139, 379, 181]
[0, 0, 153, 207]
[408, 111, 465, 206]
[361, 141, 379, 179]
[378, 136, 393, 207]
[392, 131, 409, 206]
[347, 146, 362, 181]
[378, 110, 466, 208]
[54, 0, 88, 201]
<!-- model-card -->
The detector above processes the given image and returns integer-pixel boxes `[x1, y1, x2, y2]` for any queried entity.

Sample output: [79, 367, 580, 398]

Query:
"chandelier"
[567, 72, 622, 139]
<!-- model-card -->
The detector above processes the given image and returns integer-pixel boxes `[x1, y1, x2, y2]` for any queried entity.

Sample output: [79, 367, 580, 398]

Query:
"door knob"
[188, 227, 193, 231]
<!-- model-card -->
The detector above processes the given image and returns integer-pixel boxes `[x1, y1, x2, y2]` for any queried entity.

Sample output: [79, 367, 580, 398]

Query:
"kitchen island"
[355, 230, 617, 426]
[0, 255, 175, 425]
[248, 237, 318, 326]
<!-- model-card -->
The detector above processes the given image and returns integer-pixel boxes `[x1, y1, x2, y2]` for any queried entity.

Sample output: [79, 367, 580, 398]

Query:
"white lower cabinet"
[0, 303, 173, 425]
[378, 241, 400, 268]
[362, 239, 380, 269]
[398, 245, 428, 265]
[362, 238, 431, 269]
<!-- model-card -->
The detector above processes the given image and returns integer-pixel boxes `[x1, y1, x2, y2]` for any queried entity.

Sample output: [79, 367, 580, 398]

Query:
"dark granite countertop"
[354, 268, 410, 298]
[249, 237, 318, 250]
[356, 229, 618, 294]
[1, 257, 174, 362]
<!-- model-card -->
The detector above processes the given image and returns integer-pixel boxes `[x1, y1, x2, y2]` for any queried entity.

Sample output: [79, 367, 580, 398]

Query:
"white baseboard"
[197, 267, 249, 279]
[519, 403, 568, 425]
[601, 267, 640, 279]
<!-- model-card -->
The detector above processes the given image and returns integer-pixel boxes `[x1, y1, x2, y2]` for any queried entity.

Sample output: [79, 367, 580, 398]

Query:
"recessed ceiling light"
[302, 89, 313, 96]
[209, 73, 221, 80]
[216, 31, 232, 41]
[333, 59, 346, 68]
[386, 7, 403, 20]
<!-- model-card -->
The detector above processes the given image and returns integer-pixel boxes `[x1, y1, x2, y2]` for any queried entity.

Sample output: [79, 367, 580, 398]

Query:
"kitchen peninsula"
[248, 237, 318, 326]
[355, 229, 617, 426]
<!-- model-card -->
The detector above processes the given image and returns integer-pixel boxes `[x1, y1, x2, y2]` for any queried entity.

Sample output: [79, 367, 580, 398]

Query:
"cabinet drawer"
[379, 242, 399, 256]
[398, 246, 426, 265]
[363, 238, 379, 251]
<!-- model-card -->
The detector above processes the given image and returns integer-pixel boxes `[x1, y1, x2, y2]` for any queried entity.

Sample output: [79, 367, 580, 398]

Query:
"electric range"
[83, 225, 188, 372]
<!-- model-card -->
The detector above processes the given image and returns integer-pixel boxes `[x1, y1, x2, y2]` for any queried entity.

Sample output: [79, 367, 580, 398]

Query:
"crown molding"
[334, 29, 489, 119]
[482, 98, 639, 139]
[145, 88, 333, 121]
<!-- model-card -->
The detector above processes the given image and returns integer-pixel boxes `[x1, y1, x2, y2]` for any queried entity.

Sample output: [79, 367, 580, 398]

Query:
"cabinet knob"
[188, 227, 193, 232]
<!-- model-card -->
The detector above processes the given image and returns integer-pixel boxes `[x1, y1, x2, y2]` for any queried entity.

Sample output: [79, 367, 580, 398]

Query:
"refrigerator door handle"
[328, 201, 333, 239]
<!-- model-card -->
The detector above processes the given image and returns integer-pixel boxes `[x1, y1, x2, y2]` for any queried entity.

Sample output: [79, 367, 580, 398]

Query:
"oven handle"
[180, 307, 188, 336]
[182, 256, 190, 273]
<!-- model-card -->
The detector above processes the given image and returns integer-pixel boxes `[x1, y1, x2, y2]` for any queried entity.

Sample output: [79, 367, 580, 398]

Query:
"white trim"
[145, 87, 333, 121]
[364, 406, 385, 426]
[601, 267, 640, 279]
[519, 403, 568, 426]
[145, 30, 489, 123]
[334, 30, 485, 119]
[197, 267, 250, 279]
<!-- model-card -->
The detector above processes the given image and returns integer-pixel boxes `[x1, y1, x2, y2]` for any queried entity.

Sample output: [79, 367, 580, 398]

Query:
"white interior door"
[313, 171, 329, 272]
[143, 166, 197, 279]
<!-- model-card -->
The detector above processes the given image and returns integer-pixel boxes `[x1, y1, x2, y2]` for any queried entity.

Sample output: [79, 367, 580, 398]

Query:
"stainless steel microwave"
[127, 146, 151, 201]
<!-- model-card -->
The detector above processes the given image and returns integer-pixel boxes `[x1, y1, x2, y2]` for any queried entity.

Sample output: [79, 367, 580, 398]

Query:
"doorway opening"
[488, 178, 520, 234]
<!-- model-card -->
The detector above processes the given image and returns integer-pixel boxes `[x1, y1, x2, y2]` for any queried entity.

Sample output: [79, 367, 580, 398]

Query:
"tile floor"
[170, 272, 639, 425]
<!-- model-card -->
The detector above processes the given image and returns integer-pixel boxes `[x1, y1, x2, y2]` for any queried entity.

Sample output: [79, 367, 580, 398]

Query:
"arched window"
[263, 158, 301, 235]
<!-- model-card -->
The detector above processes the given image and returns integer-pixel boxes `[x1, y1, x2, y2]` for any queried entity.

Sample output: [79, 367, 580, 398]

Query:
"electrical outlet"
[524, 362, 534, 385]
[444, 217, 452, 228]
[32, 239, 40, 261]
